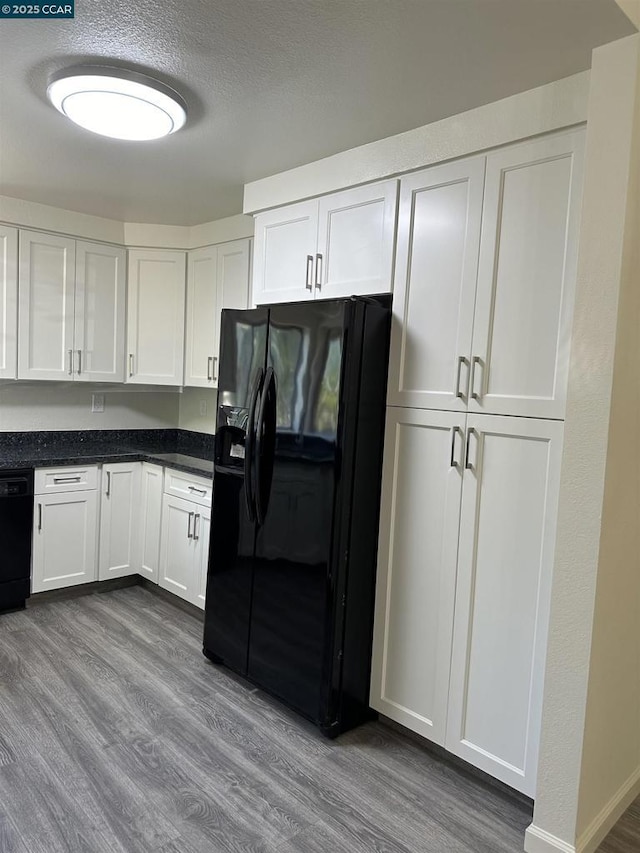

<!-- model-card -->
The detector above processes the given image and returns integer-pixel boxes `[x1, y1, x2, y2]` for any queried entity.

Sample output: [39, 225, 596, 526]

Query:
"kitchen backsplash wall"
[178, 388, 217, 435]
[0, 385, 180, 432]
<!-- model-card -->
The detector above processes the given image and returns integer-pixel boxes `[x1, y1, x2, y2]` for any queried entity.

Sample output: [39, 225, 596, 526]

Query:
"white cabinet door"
[159, 494, 197, 601]
[316, 180, 397, 299]
[139, 463, 163, 583]
[214, 238, 250, 378]
[18, 230, 76, 381]
[185, 246, 218, 388]
[98, 463, 141, 581]
[0, 225, 18, 379]
[252, 200, 318, 305]
[370, 407, 465, 746]
[127, 249, 186, 385]
[75, 241, 126, 383]
[387, 158, 485, 411]
[446, 414, 563, 796]
[184, 239, 250, 387]
[32, 490, 98, 592]
[469, 129, 585, 419]
[193, 505, 211, 610]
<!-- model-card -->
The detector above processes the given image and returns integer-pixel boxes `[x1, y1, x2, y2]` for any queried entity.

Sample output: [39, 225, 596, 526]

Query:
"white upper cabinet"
[252, 180, 398, 305]
[252, 200, 318, 304]
[0, 225, 18, 380]
[469, 130, 585, 419]
[315, 181, 398, 299]
[127, 249, 186, 385]
[18, 230, 76, 380]
[370, 407, 465, 746]
[184, 239, 250, 387]
[445, 413, 563, 796]
[74, 241, 126, 383]
[18, 231, 125, 382]
[387, 158, 485, 411]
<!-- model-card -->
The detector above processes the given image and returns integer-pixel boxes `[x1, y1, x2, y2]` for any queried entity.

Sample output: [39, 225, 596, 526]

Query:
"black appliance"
[0, 469, 34, 613]
[203, 296, 391, 737]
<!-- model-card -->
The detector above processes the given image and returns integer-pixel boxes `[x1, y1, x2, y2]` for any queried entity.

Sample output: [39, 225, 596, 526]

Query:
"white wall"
[526, 33, 640, 853]
[575, 31, 640, 851]
[243, 71, 589, 213]
[0, 385, 179, 432]
[178, 388, 217, 434]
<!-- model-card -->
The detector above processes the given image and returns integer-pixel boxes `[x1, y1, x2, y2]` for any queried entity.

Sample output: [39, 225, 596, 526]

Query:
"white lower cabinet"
[159, 493, 210, 609]
[32, 477, 99, 593]
[139, 463, 164, 583]
[98, 462, 142, 581]
[370, 408, 563, 796]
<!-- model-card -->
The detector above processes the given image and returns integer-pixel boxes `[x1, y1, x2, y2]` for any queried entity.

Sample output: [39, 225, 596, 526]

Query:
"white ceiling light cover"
[47, 66, 187, 141]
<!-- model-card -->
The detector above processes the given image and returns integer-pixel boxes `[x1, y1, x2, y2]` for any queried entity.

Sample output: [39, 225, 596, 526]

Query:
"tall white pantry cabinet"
[370, 128, 585, 797]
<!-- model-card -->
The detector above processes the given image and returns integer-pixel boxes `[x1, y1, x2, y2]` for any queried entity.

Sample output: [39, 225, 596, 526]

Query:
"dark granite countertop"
[0, 429, 215, 479]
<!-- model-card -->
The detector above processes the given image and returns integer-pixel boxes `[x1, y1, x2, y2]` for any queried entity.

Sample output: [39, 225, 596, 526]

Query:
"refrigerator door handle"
[254, 367, 277, 527]
[244, 367, 264, 523]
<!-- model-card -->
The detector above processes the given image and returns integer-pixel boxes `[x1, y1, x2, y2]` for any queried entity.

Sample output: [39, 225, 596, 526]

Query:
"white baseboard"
[576, 765, 640, 853]
[525, 824, 576, 853]
[525, 764, 640, 853]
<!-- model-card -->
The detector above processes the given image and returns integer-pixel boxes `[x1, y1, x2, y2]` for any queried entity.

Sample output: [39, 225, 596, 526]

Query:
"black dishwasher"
[0, 470, 34, 613]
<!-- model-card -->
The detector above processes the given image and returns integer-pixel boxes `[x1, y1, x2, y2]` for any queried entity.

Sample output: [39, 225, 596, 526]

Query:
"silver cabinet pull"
[38, 503, 42, 532]
[76, 349, 82, 375]
[194, 513, 200, 541]
[207, 356, 213, 382]
[470, 356, 484, 400]
[450, 426, 463, 469]
[105, 471, 111, 497]
[188, 485, 207, 495]
[465, 427, 479, 471]
[305, 255, 314, 291]
[212, 356, 217, 382]
[455, 356, 469, 399]
[68, 349, 73, 375]
[315, 253, 323, 289]
[187, 511, 195, 539]
[129, 353, 135, 377]
[53, 476, 82, 483]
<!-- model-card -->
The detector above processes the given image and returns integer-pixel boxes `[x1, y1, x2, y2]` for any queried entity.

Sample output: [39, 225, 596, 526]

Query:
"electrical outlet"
[91, 394, 105, 413]
[199, 400, 207, 416]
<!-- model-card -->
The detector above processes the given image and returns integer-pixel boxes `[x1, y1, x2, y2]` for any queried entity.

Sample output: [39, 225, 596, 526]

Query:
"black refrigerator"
[203, 295, 391, 737]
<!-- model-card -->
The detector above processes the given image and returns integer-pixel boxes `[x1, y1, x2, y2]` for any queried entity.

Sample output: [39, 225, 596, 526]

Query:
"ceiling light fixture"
[47, 65, 187, 141]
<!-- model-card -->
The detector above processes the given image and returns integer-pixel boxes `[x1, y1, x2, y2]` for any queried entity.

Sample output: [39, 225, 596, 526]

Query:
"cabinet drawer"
[163, 469, 212, 507]
[35, 465, 99, 495]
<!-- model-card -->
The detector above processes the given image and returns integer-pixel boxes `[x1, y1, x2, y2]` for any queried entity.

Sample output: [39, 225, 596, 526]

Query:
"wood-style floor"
[0, 585, 533, 853]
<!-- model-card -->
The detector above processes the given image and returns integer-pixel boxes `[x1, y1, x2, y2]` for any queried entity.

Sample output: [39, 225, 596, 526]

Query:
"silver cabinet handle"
[53, 476, 82, 483]
[455, 356, 469, 399]
[129, 354, 135, 377]
[188, 485, 207, 495]
[105, 471, 111, 497]
[450, 426, 463, 469]
[305, 255, 314, 291]
[315, 253, 323, 289]
[187, 511, 195, 539]
[212, 356, 217, 382]
[465, 427, 479, 471]
[194, 513, 200, 541]
[68, 349, 73, 375]
[470, 356, 483, 400]
[38, 503, 42, 532]
[76, 349, 82, 375]
[207, 356, 213, 382]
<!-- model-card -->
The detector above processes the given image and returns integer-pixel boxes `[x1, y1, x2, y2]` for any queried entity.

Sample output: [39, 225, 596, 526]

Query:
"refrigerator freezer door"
[204, 308, 268, 674]
[248, 300, 350, 722]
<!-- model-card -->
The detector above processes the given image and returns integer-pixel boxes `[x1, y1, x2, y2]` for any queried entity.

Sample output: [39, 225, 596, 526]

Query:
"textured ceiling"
[0, 0, 634, 226]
